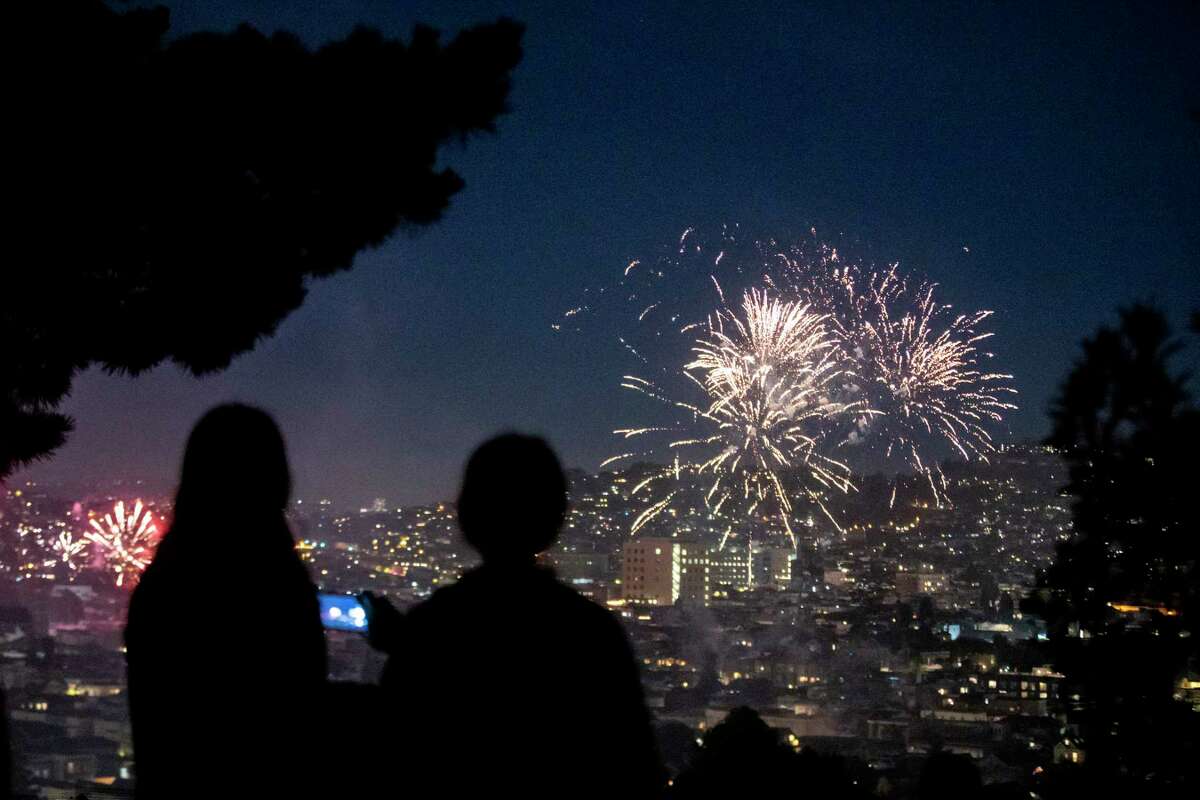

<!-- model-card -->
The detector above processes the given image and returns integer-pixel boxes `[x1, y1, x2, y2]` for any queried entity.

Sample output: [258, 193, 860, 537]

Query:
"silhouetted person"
[378, 433, 663, 797]
[125, 405, 326, 798]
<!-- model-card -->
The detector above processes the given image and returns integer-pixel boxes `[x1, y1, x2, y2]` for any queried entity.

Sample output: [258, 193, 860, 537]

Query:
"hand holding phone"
[359, 591, 404, 653]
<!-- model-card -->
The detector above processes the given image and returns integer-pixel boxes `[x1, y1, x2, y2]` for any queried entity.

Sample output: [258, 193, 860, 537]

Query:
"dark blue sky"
[27, 1, 1199, 504]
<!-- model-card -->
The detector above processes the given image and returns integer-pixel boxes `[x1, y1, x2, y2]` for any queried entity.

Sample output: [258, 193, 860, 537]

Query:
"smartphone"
[318, 592, 369, 633]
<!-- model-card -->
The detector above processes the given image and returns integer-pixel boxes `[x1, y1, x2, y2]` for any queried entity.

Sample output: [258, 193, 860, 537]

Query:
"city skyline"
[12, 436, 1056, 511]
[0, 439, 1080, 795]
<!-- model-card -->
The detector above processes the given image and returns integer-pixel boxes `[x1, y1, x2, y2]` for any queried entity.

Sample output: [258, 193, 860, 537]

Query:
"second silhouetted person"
[379, 433, 663, 797]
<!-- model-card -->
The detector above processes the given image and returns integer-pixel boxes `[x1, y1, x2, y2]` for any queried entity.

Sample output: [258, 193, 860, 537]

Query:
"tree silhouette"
[670, 707, 871, 798]
[670, 707, 794, 797]
[3, 1, 523, 475]
[1027, 304, 1199, 787]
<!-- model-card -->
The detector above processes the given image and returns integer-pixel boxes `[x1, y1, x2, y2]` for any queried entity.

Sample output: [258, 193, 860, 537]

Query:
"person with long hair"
[125, 404, 326, 798]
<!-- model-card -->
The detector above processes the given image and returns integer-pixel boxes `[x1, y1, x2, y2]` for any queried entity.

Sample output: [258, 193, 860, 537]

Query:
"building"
[708, 541, 752, 591]
[621, 539, 679, 605]
[823, 568, 848, 587]
[619, 539, 715, 607]
[677, 543, 710, 607]
[895, 569, 948, 600]
[753, 546, 795, 590]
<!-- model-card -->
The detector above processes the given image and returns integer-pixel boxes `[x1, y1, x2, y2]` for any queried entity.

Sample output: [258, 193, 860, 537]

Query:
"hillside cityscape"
[1, 443, 1118, 797]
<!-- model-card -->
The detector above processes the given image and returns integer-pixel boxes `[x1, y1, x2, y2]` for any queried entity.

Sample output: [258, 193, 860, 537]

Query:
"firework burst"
[777, 253, 1018, 504]
[570, 227, 1016, 547]
[50, 531, 89, 572]
[855, 285, 1017, 503]
[86, 499, 159, 587]
[613, 287, 858, 548]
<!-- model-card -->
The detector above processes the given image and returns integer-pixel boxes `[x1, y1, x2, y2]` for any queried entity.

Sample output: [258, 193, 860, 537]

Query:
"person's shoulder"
[124, 559, 181, 649]
[547, 583, 639, 671]
[406, 579, 469, 625]
[543, 571, 601, 606]
[546, 576, 625, 631]
[126, 560, 164, 618]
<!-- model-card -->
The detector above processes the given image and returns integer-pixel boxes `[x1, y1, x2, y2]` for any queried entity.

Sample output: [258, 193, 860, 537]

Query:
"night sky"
[25, 1, 1200, 505]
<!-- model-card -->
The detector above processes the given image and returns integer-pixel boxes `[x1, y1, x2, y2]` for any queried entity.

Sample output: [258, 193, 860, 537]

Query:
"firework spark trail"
[86, 499, 159, 588]
[638, 302, 660, 322]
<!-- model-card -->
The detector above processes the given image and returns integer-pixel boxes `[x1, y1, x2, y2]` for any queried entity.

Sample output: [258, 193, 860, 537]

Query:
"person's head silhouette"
[174, 403, 291, 522]
[457, 433, 567, 566]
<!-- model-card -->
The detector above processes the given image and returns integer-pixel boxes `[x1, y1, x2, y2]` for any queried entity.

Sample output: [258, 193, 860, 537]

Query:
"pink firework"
[86, 499, 160, 587]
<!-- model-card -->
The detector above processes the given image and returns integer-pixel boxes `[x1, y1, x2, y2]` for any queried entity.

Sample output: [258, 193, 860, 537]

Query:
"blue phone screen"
[318, 592, 368, 633]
